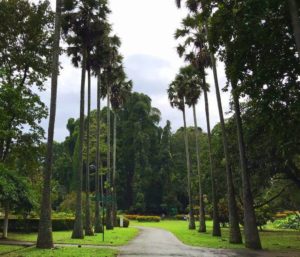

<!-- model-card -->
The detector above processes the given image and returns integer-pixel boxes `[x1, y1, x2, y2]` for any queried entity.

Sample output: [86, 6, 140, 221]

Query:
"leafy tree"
[0, 164, 35, 238]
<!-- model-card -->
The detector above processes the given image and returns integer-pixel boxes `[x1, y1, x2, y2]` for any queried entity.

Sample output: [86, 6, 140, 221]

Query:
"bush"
[136, 216, 160, 222]
[274, 214, 300, 230]
[175, 214, 186, 220]
[0, 216, 130, 232]
[0, 219, 74, 232]
[124, 214, 139, 220]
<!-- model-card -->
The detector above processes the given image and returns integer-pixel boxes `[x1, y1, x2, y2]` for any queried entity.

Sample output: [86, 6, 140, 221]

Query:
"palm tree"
[62, 0, 108, 238]
[175, 13, 221, 236]
[84, 65, 94, 236]
[103, 35, 122, 230]
[37, 0, 61, 248]
[181, 65, 206, 232]
[94, 70, 104, 233]
[111, 74, 132, 225]
[175, 0, 242, 243]
[288, 0, 300, 55]
[230, 79, 261, 249]
[168, 74, 196, 230]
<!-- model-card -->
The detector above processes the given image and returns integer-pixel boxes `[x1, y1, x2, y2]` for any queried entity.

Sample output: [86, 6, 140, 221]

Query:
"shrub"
[0, 218, 74, 232]
[136, 216, 160, 222]
[0, 217, 130, 232]
[274, 214, 300, 230]
[124, 214, 139, 220]
[175, 214, 186, 220]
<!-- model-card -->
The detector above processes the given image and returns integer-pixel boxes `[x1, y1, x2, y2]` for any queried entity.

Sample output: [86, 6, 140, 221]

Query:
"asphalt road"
[118, 226, 300, 257]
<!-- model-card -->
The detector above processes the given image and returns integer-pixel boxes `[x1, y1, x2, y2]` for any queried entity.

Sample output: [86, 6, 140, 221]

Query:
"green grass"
[3, 246, 117, 257]
[132, 220, 300, 251]
[7, 227, 138, 246]
[0, 245, 25, 255]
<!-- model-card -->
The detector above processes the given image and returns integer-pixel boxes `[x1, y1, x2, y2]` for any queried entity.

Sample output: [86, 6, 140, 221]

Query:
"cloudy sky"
[41, 0, 230, 142]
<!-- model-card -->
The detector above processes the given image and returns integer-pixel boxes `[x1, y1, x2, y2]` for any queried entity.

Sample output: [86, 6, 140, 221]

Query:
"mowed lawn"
[132, 220, 300, 251]
[0, 245, 25, 255]
[5, 227, 138, 246]
[0, 246, 117, 257]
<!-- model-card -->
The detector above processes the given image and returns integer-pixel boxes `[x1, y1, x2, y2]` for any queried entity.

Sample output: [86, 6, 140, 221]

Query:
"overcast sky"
[40, 0, 230, 142]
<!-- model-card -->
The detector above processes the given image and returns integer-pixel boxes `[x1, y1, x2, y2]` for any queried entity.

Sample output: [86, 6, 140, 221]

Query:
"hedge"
[136, 216, 160, 222]
[0, 219, 74, 232]
[124, 215, 139, 220]
[0, 216, 129, 232]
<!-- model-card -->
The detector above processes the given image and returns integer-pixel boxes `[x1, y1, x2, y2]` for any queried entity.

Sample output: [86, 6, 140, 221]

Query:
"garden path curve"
[118, 226, 299, 257]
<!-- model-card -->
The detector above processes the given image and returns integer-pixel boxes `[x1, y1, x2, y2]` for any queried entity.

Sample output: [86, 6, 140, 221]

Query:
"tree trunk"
[106, 84, 113, 230]
[85, 67, 94, 236]
[94, 71, 103, 233]
[72, 47, 87, 239]
[112, 112, 118, 226]
[288, 0, 300, 55]
[192, 104, 206, 233]
[205, 22, 242, 244]
[203, 87, 221, 237]
[231, 82, 261, 249]
[182, 102, 196, 230]
[36, 0, 61, 248]
[2, 203, 9, 239]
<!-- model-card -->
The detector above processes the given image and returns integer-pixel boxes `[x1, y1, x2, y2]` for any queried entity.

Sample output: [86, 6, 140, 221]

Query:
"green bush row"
[0, 217, 129, 232]
[174, 214, 212, 221]
[136, 216, 160, 222]
[0, 219, 74, 232]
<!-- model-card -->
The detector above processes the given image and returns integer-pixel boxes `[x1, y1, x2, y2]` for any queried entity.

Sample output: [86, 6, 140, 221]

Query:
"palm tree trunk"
[72, 47, 87, 239]
[231, 81, 261, 249]
[288, 0, 300, 55]
[182, 102, 196, 230]
[95, 71, 103, 233]
[106, 84, 113, 230]
[203, 87, 221, 237]
[192, 104, 206, 232]
[112, 112, 118, 226]
[205, 22, 242, 244]
[85, 67, 94, 236]
[2, 202, 9, 239]
[36, 0, 61, 248]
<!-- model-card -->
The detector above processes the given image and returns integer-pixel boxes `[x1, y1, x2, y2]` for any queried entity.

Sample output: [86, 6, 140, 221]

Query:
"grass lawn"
[132, 220, 300, 251]
[6, 227, 138, 246]
[0, 245, 25, 255]
[2, 246, 117, 257]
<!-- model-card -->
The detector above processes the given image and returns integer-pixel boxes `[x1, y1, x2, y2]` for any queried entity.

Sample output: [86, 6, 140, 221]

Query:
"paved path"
[1, 227, 299, 257]
[118, 226, 300, 257]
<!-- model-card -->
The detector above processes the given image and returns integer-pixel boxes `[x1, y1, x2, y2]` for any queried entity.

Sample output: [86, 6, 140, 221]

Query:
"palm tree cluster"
[169, 0, 262, 250]
[37, 0, 132, 248]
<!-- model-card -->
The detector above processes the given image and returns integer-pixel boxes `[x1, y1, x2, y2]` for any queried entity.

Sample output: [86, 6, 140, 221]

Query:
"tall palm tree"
[175, 13, 221, 236]
[175, 0, 242, 243]
[231, 79, 261, 249]
[84, 66, 94, 236]
[62, 0, 109, 238]
[288, 0, 300, 55]
[103, 35, 122, 230]
[94, 70, 104, 233]
[168, 74, 196, 230]
[36, 0, 61, 249]
[111, 75, 132, 225]
[181, 65, 206, 232]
